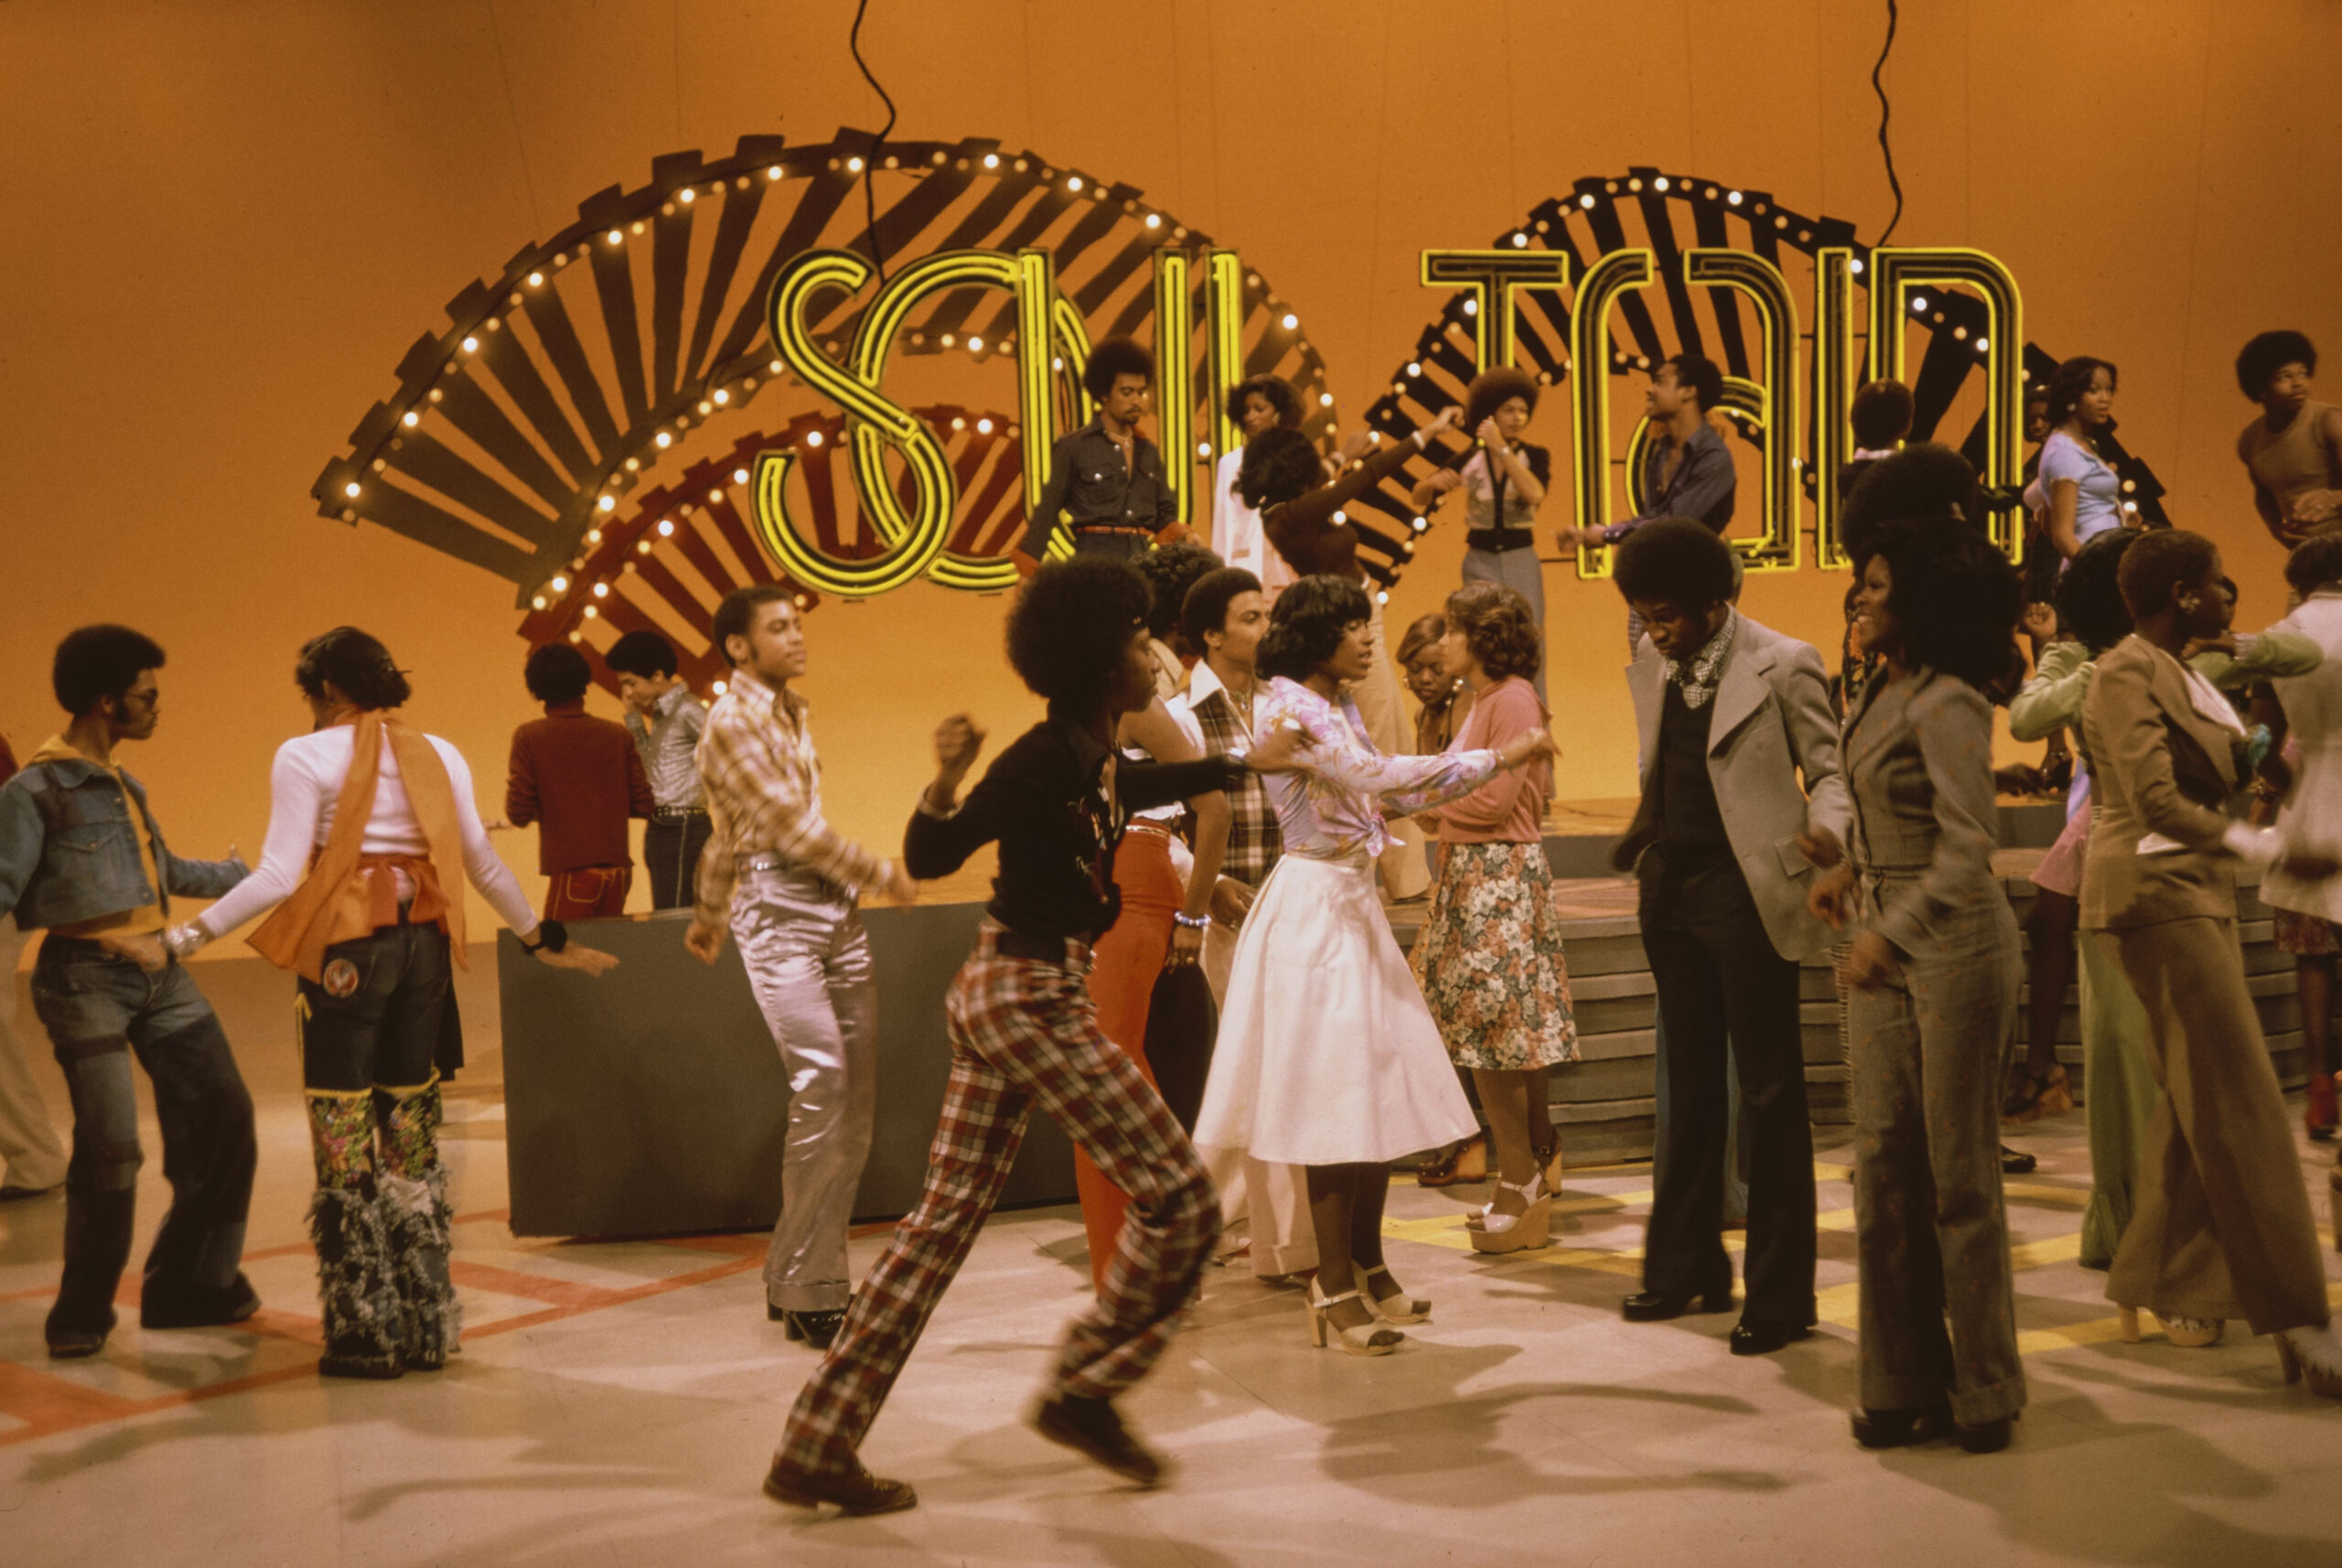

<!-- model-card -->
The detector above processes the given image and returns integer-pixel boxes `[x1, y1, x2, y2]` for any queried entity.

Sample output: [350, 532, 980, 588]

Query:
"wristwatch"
[520, 919, 569, 955]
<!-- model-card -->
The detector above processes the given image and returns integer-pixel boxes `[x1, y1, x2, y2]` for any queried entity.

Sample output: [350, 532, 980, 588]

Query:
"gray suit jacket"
[2079, 634, 2248, 931]
[1616, 614, 1853, 961]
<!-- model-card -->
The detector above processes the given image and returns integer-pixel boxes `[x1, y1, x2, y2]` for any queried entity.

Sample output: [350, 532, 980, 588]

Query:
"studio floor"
[3, 961, 2339, 1568]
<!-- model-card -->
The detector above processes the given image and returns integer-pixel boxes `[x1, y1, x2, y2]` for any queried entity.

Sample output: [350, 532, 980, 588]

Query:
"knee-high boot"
[378, 1081, 459, 1370]
[306, 1090, 401, 1379]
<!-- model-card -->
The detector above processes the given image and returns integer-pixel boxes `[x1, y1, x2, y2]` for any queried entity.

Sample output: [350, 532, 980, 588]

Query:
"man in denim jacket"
[0, 625, 258, 1358]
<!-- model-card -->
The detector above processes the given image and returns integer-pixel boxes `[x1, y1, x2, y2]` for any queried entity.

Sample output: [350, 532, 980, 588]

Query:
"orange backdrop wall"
[4, 0, 2337, 956]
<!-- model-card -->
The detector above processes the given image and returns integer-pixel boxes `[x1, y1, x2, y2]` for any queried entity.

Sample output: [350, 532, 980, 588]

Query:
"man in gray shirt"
[607, 630, 710, 909]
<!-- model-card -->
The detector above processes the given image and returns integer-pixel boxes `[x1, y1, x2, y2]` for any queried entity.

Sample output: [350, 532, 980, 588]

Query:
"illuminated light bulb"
[679, 188, 695, 203]
[697, 400, 713, 415]
[1377, 591, 1390, 605]
[596, 495, 617, 512]
[402, 411, 419, 427]
[742, 377, 756, 391]
[950, 416, 966, 430]
[636, 540, 650, 554]
[713, 680, 726, 695]
[1144, 213, 1161, 229]
[940, 332, 956, 347]
[607, 229, 622, 244]
[805, 430, 824, 447]
[976, 418, 994, 434]
[733, 467, 749, 484]
[592, 582, 609, 598]
[1655, 177, 1670, 191]
[707, 489, 723, 504]
[569, 631, 584, 643]
[983, 153, 1000, 168]
[768, 359, 783, 373]
[713, 388, 729, 405]
[1067, 176, 1083, 191]
[1281, 312, 1299, 330]
[1511, 232, 1528, 248]
[461, 336, 478, 353]
[1320, 392, 1335, 406]
[767, 165, 782, 179]
[583, 605, 597, 618]
[623, 456, 640, 471]
[1052, 357, 1064, 371]
[586, 528, 602, 543]
[1332, 509, 1348, 524]
[1579, 194, 1595, 209]
[794, 596, 808, 608]
[968, 335, 984, 352]
[1406, 362, 1422, 376]
[1726, 190, 1743, 205]
[847, 156, 865, 173]
[344, 481, 362, 498]
[1850, 258, 1865, 274]
[527, 271, 543, 287]
[1413, 516, 1428, 532]
[1975, 337, 1991, 352]
[531, 596, 546, 609]
[656, 519, 675, 536]
[1463, 298, 1478, 316]
[654, 431, 672, 448]
[1197, 442, 1211, 456]
[1910, 295, 1928, 312]
[550, 575, 570, 593]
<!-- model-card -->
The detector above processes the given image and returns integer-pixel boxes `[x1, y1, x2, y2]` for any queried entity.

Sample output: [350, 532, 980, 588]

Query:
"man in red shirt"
[506, 644, 653, 920]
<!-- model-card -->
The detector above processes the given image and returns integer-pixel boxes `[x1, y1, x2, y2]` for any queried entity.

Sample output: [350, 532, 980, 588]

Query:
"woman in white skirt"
[1194, 575, 1554, 1354]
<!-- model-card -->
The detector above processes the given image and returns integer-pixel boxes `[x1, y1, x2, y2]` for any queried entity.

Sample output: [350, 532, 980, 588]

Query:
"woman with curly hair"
[1193, 575, 1553, 1356]
[2035, 356, 2127, 560]
[1804, 521, 2029, 1452]
[1410, 368, 1552, 701]
[2234, 329, 2342, 546]
[768, 556, 1294, 1511]
[1407, 583, 1575, 1251]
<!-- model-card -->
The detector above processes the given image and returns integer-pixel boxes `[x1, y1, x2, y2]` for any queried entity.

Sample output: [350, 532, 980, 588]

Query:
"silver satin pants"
[731, 865, 878, 1313]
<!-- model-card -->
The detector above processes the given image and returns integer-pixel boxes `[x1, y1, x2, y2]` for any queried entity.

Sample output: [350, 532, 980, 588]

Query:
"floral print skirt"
[1410, 841, 1579, 1071]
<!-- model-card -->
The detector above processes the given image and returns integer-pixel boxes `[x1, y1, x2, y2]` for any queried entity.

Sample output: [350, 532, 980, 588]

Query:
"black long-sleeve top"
[1264, 437, 1422, 582]
[905, 714, 1244, 941]
[1015, 421, 1180, 561]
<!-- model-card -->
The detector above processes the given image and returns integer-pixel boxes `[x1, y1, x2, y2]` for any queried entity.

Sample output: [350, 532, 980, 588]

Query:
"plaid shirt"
[1175, 660, 1282, 886]
[693, 667, 889, 926]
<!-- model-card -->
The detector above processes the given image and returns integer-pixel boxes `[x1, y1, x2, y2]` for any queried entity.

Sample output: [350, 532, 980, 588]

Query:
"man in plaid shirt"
[763, 558, 1295, 1516]
[685, 585, 914, 1352]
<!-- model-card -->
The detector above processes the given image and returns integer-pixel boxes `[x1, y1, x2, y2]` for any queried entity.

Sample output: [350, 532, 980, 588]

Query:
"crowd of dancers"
[2, 328, 2339, 1514]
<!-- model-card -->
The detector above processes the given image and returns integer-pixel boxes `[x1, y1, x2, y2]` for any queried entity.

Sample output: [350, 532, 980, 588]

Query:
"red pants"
[1076, 824, 1180, 1294]
[543, 865, 630, 921]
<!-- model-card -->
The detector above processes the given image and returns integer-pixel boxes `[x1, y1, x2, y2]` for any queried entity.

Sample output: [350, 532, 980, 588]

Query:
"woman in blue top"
[2036, 357, 2126, 560]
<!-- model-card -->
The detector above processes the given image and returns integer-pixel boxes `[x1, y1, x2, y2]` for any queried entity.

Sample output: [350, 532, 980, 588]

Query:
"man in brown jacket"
[507, 642, 653, 920]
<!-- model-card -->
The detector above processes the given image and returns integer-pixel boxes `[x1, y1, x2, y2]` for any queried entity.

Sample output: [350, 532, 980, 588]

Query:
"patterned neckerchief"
[1665, 608, 1737, 711]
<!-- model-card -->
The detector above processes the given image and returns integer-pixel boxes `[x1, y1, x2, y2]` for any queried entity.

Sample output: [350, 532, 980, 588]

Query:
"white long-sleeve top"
[195, 725, 538, 940]
[1211, 448, 1295, 596]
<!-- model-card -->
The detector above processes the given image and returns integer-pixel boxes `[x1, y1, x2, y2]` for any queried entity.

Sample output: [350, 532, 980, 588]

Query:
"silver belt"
[653, 805, 709, 821]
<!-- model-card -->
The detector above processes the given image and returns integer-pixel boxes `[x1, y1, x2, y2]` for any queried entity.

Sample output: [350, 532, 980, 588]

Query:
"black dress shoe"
[1956, 1415, 2015, 1454]
[1999, 1144, 2037, 1176]
[779, 1308, 846, 1349]
[1851, 1403, 1952, 1449]
[764, 1458, 918, 1515]
[1032, 1393, 1169, 1487]
[141, 1274, 263, 1331]
[1621, 1289, 1735, 1322]
[1728, 1318, 1814, 1356]
[46, 1325, 110, 1360]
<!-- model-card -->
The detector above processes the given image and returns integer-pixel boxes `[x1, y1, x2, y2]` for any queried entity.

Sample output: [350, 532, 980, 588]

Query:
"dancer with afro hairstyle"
[766, 555, 1299, 1514]
[1014, 337, 1187, 572]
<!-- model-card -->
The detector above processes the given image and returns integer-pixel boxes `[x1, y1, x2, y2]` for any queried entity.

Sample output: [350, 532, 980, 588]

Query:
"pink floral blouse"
[1257, 677, 1502, 861]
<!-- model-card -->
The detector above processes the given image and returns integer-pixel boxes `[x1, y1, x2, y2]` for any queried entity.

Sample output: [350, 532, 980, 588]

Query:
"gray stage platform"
[498, 796, 2332, 1239]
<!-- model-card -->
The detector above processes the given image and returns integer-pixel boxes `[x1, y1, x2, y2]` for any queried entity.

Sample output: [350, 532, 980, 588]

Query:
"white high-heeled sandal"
[1468, 1172, 1552, 1254]
[1307, 1278, 1403, 1355]
[1358, 1263, 1431, 1325]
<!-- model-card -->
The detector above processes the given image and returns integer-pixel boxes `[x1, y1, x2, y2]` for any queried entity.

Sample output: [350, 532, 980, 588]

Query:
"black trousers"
[1638, 856, 1817, 1325]
[643, 811, 714, 911]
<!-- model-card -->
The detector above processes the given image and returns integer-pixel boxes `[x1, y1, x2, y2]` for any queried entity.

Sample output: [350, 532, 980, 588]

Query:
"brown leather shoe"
[1032, 1394, 1169, 1487]
[763, 1459, 918, 1516]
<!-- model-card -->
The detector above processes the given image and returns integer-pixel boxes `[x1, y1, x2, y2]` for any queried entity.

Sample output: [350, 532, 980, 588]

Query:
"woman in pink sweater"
[1409, 583, 1578, 1252]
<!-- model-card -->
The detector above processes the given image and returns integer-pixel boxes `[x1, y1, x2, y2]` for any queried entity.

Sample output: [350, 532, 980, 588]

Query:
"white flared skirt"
[1193, 853, 1478, 1167]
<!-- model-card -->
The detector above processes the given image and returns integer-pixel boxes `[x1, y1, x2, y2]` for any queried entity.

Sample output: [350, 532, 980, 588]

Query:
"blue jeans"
[29, 940, 255, 1335]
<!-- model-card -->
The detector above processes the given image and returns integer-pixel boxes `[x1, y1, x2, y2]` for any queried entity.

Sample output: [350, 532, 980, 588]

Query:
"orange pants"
[1075, 823, 1181, 1294]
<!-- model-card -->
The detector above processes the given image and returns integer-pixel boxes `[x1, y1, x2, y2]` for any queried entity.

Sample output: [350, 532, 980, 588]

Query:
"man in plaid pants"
[764, 557, 1294, 1515]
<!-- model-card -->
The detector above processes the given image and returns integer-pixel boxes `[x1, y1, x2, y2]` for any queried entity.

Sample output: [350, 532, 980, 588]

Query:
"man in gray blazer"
[1608, 521, 1852, 1354]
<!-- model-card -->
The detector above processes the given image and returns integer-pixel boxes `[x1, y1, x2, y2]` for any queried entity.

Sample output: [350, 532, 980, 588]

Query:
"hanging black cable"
[1871, 0, 1904, 246]
[849, 0, 899, 283]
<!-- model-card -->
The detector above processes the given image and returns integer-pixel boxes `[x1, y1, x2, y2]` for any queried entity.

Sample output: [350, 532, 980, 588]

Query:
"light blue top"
[2039, 430, 2123, 544]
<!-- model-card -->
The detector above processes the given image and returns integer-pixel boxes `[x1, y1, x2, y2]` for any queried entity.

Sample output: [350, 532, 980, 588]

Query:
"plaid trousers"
[774, 923, 1219, 1477]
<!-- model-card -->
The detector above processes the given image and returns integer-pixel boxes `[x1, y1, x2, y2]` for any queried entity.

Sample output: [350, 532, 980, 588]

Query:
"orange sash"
[248, 710, 470, 982]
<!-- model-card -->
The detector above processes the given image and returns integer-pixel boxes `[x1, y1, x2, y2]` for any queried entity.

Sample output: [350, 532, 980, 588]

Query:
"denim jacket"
[0, 755, 248, 931]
